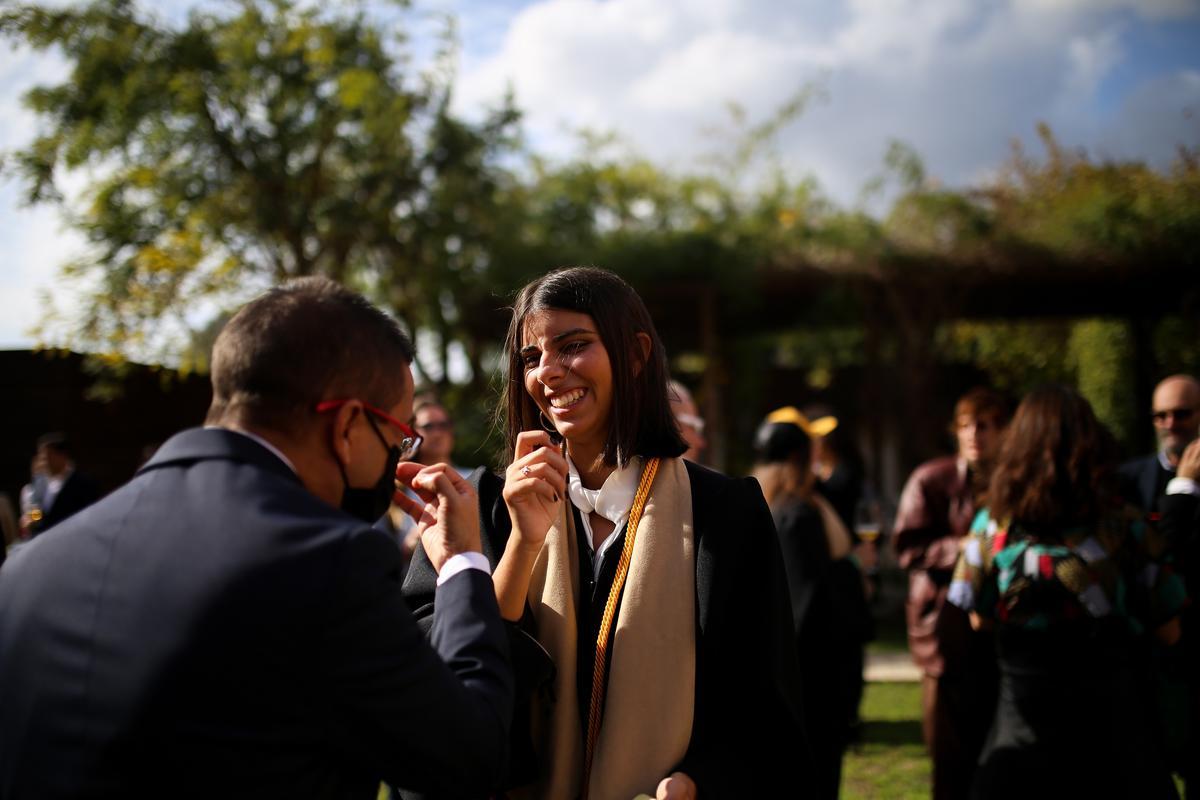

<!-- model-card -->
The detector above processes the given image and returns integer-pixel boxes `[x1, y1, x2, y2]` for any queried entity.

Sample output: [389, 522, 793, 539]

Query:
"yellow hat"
[765, 406, 838, 438]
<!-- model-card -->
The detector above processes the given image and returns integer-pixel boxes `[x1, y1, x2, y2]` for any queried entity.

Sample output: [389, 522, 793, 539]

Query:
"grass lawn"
[842, 682, 930, 800]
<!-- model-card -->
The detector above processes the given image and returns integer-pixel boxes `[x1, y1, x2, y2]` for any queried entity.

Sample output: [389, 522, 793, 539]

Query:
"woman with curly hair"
[949, 384, 1185, 799]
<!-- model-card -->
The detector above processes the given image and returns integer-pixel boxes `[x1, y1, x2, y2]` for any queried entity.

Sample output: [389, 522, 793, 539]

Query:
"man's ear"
[632, 332, 652, 377]
[329, 401, 362, 469]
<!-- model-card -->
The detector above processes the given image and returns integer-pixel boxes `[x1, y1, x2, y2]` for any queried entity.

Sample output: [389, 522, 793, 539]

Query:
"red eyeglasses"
[315, 399, 422, 460]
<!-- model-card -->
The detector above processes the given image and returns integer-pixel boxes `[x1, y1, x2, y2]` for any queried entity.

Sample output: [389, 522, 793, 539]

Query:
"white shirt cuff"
[1166, 476, 1200, 496]
[435, 551, 492, 586]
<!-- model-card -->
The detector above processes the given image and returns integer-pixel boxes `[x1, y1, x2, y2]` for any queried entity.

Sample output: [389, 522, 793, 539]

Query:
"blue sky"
[2, 0, 1198, 349]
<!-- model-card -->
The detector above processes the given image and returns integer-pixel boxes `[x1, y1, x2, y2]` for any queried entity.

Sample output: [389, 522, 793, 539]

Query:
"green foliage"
[1068, 320, 1137, 448]
[937, 320, 1075, 392]
[992, 125, 1200, 266]
[2, 0, 518, 382]
[4, 0, 1197, 471]
[1153, 317, 1200, 378]
[935, 318, 1140, 447]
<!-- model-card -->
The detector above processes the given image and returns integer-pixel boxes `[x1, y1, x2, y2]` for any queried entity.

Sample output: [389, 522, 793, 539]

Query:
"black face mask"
[340, 414, 401, 524]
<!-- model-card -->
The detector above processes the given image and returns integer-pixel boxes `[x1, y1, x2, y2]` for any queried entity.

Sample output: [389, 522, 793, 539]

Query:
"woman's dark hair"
[751, 421, 812, 509]
[986, 384, 1117, 532]
[500, 266, 687, 467]
[754, 421, 811, 465]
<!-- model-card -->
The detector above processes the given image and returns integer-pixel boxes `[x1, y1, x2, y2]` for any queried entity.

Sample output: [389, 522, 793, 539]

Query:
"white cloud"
[629, 33, 808, 114]
[3, 0, 1199, 353]
[1063, 27, 1125, 97]
[0, 186, 85, 349]
[454, 0, 1200, 203]
[0, 45, 70, 151]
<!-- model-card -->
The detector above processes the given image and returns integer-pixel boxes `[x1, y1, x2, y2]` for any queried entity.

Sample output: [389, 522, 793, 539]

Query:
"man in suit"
[18, 433, 100, 536]
[0, 277, 513, 800]
[1119, 374, 1200, 511]
[1121, 375, 1200, 796]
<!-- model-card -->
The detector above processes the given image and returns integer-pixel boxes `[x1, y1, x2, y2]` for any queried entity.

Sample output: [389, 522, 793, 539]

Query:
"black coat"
[1118, 454, 1172, 512]
[0, 428, 513, 800]
[403, 460, 810, 798]
[34, 469, 100, 534]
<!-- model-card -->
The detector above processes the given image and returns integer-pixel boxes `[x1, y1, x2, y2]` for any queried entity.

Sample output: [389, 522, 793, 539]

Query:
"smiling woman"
[403, 266, 810, 800]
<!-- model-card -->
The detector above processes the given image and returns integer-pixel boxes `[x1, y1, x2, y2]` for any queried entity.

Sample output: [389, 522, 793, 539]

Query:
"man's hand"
[394, 462, 480, 573]
[1177, 438, 1200, 481]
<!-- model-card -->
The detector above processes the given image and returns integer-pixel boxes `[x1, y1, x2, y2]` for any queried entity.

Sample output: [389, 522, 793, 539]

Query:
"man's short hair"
[952, 387, 1011, 429]
[413, 393, 446, 418]
[207, 277, 415, 432]
[36, 432, 70, 455]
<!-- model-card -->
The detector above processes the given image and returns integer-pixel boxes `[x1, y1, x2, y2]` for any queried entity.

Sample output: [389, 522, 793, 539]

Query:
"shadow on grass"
[862, 719, 924, 747]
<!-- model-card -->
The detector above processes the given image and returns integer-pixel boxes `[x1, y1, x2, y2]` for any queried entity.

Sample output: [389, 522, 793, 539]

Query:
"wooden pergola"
[639, 255, 1199, 488]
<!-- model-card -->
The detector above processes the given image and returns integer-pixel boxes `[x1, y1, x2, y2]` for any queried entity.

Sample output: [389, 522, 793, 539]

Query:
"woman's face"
[520, 308, 614, 451]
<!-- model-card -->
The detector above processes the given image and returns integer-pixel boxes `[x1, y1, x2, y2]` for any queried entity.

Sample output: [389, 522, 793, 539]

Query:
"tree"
[1, 0, 519, 384]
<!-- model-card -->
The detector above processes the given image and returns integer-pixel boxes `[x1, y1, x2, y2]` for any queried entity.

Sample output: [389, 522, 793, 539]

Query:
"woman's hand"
[656, 772, 697, 800]
[502, 430, 569, 552]
[492, 431, 568, 621]
[1177, 438, 1200, 481]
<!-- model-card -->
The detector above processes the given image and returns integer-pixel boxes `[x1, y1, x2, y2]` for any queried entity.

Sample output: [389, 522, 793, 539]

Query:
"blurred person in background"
[948, 385, 1184, 799]
[753, 412, 863, 799]
[1121, 375, 1200, 795]
[770, 406, 874, 744]
[668, 379, 708, 464]
[383, 396, 474, 569]
[1119, 374, 1200, 511]
[805, 404, 863, 534]
[18, 433, 99, 537]
[893, 386, 1010, 800]
[1158, 438, 1200, 796]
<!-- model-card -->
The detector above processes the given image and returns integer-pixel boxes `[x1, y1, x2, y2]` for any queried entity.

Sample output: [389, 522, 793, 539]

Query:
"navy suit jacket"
[1118, 453, 1172, 512]
[0, 428, 512, 800]
[35, 469, 100, 534]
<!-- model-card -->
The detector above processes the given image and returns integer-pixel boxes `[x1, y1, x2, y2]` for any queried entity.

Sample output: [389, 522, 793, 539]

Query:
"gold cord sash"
[582, 456, 661, 795]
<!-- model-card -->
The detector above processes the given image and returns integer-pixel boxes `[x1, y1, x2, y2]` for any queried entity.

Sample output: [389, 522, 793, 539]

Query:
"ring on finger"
[521, 466, 532, 477]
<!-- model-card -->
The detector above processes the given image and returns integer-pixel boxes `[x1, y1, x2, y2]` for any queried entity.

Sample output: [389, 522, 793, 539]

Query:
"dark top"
[0, 428, 513, 800]
[33, 469, 100, 535]
[772, 499, 843, 799]
[572, 506, 625, 742]
[402, 460, 809, 798]
[1118, 453, 1173, 513]
[816, 462, 862, 537]
[950, 507, 1187, 800]
[892, 455, 977, 676]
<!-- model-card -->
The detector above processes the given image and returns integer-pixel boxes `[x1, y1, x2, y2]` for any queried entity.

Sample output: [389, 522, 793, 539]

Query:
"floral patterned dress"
[949, 506, 1187, 799]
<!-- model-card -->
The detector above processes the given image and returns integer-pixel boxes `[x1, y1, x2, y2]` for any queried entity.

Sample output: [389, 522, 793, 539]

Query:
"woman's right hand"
[502, 430, 569, 552]
[1177, 438, 1200, 481]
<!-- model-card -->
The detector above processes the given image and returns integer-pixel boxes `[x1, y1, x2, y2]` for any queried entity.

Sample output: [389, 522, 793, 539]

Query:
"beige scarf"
[517, 457, 696, 800]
